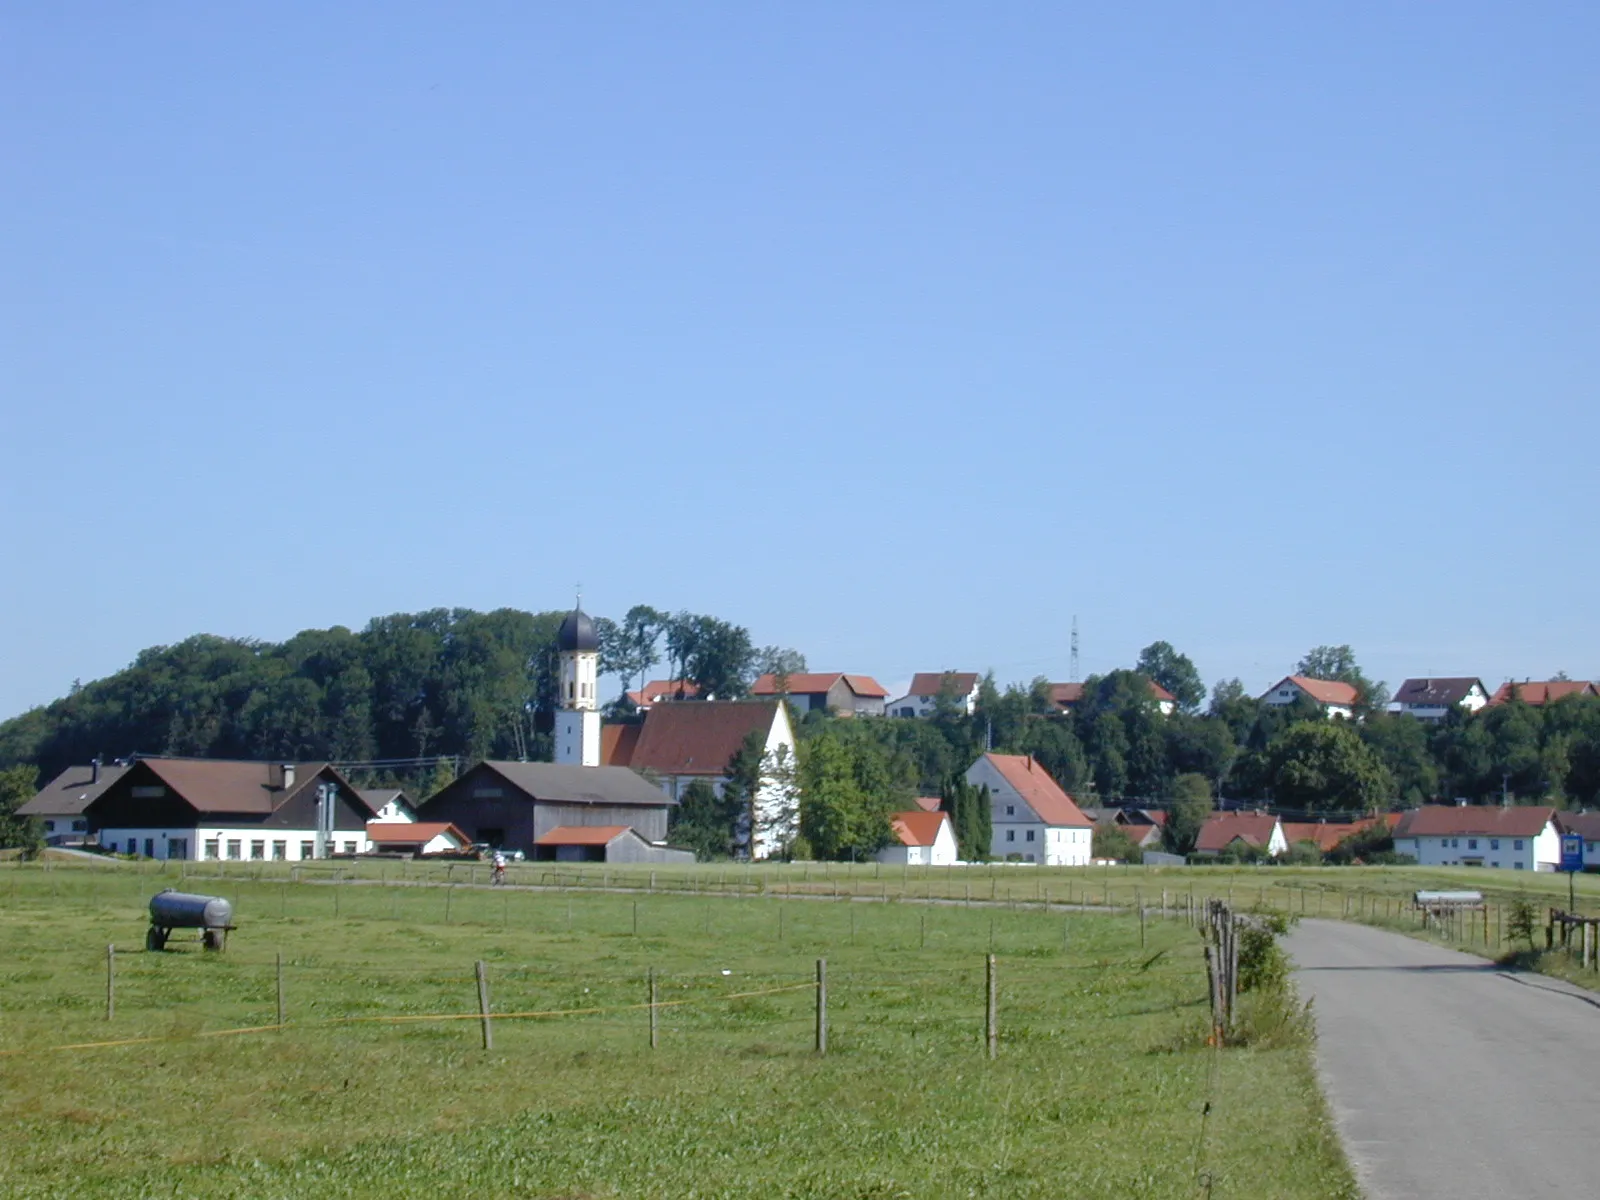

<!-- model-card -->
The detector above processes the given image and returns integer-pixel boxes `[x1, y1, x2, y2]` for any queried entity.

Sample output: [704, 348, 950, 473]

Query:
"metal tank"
[147, 889, 235, 951]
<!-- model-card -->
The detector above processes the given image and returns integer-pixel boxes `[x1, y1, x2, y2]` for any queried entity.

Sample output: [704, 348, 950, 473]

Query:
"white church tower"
[554, 602, 601, 766]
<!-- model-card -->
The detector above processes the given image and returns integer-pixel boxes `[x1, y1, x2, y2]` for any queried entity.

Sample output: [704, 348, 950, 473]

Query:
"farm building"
[876, 810, 959, 866]
[359, 789, 418, 823]
[1392, 805, 1560, 870]
[417, 760, 678, 859]
[18, 760, 131, 846]
[966, 753, 1092, 866]
[365, 821, 469, 856]
[534, 825, 695, 864]
[1193, 812, 1287, 858]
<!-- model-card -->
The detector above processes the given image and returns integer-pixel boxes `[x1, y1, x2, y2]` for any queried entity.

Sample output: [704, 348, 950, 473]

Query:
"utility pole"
[1070, 616, 1080, 683]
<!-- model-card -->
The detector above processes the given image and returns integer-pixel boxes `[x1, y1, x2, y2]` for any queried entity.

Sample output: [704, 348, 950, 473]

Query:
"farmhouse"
[1260, 676, 1360, 719]
[1392, 805, 1560, 870]
[1390, 678, 1489, 721]
[1485, 680, 1599, 707]
[965, 753, 1092, 866]
[876, 810, 960, 866]
[365, 821, 469, 855]
[751, 673, 889, 717]
[18, 760, 131, 846]
[1193, 812, 1287, 858]
[624, 679, 701, 709]
[887, 672, 982, 718]
[417, 760, 678, 859]
[82, 758, 375, 861]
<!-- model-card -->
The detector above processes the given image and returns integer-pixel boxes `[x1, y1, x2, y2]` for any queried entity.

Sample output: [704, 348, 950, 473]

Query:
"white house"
[1392, 805, 1561, 871]
[877, 810, 960, 867]
[965, 752, 1092, 866]
[85, 758, 377, 861]
[752, 672, 889, 717]
[365, 821, 469, 855]
[1260, 675, 1360, 719]
[1193, 812, 1289, 858]
[18, 761, 131, 845]
[888, 672, 981, 719]
[1049, 681, 1177, 717]
[1557, 812, 1600, 867]
[1390, 678, 1489, 722]
[359, 789, 417, 823]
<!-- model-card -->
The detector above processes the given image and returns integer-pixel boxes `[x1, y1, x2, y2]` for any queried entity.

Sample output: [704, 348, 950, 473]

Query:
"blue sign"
[1560, 834, 1585, 873]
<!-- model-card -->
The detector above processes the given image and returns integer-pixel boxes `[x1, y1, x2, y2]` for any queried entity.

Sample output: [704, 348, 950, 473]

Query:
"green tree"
[669, 778, 742, 861]
[1267, 722, 1395, 812]
[939, 775, 990, 861]
[1296, 645, 1389, 712]
[797, 731, 897, 860]
[1092, 822, 1143, 863]
[1164, 772, 1214, 854]
[0, 764, 42, 854]
[1135, 641, 1206, 712]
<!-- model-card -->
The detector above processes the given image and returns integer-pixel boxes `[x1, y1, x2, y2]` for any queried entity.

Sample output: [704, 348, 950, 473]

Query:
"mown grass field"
[1, 862, 1356, 1199]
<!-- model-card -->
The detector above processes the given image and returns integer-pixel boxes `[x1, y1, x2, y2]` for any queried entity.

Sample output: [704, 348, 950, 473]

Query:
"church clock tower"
[554, 602, 601, 766]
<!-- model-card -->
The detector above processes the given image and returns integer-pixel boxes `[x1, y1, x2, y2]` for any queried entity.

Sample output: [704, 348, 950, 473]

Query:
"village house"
[1049, 681, 1177, 716]
[965, 752, 1093, 866]
[359, 788, 417, 823]
[624, 679, 701, 709]
[1485, 680, 1599, 707]
[18, 760, 131, 845]
[1392, 805, 1561, 870]
[886, 672, 982, 718]
[1390, 678, 1489, 721]
[417, 760, 680, 860]
[751, 673, 889, 717]
[365, 821, 470, 856]
[1193, 812, 1287, 858]
[80, 758, 376, 861]
[876, 810, 960, 867]
[602, 699, 799, 859]
[1556, 812, 1600, 869]
[1260, 676, 1360, 719]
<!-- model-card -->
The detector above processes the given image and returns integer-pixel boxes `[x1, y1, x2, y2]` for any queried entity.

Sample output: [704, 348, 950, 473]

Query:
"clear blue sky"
[4, 2, 1597, 718]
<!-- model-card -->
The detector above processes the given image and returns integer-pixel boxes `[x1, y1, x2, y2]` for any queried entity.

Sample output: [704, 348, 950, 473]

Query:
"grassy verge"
[0, 866, 1355, 1198]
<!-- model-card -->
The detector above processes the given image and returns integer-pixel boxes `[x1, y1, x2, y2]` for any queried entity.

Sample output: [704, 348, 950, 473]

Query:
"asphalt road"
[1287, 919, 1600, 1200]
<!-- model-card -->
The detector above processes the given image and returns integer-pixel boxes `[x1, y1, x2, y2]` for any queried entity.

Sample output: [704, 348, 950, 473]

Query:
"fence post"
[105, 944, 115, 1021]
[276, 950, 285, 1026]
[633, 901, 639, 936]
[920, 911, 926, 950]
[985, 953, 998, 1060]
[475, 960, 493, 1051]
[815, 958, 827, 1055]
[649, 967, 659, 1050]
[445, 886, 453, 924]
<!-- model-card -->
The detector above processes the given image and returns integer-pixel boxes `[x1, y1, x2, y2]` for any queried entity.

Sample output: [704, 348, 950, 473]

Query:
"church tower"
[554, 602, 601, 766]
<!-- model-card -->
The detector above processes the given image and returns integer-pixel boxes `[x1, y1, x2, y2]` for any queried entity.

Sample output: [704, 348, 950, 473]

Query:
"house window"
[1513, 839, 1524, 851]
[300, 840, 314, 859]
[342, 841, 357, 855]
[250, 840, 265, 860]
[226, 840, 242, 860]
[169, 838, 188, 859]
[1467, 839, 1478, 851]
[1490, 839, 1499, 851]
[72, 820, 86, 832]
[1514, 862, 1524, 870]
[1451, 839, 1458, 848]
[105, 841, 116, 853]
[1005, 830, 1015, 842]
[204, 839, 220, 860]
[1005, 805, 1015, 816]
[44, 820, 56, 832]
[144, 838, 155, 858]
[272, 841, 286, 861]
[1026, 830, 1035, 842]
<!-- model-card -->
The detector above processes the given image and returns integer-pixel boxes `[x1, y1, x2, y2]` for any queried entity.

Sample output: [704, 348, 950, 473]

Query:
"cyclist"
[491, 849, 507, 886]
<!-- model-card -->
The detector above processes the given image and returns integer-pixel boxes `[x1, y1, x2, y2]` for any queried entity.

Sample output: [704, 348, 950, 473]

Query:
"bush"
[1506, 897, 1539, 952]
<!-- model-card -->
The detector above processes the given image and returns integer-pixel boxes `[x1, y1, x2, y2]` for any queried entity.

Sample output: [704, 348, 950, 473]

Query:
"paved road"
[1287, 919, 1600, 1200]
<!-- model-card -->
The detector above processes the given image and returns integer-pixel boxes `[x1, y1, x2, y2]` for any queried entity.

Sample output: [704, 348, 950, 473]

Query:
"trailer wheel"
[203, 928, 225, 952]
[146, 927, 164, 952]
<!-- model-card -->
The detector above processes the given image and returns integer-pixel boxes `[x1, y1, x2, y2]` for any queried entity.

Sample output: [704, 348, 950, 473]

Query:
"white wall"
[554, 709, 602, 766]
[752, 704, 800, 860]
[98, 826, 371, 862]
[965, 757, 1091, 866]
[1394, 823, 1559, 871]
[887, 686, 978, 718]
[1262, 682, 1351, 719]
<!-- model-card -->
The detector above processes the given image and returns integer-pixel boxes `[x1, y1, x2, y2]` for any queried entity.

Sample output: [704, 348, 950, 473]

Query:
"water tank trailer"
[147, 889, 235, 951]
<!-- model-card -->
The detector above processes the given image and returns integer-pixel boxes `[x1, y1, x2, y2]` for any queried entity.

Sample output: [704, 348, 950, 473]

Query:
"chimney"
[282, 763, 296, 790]
[1026, 758, 1033, 772]
[91, 757, 101, 785]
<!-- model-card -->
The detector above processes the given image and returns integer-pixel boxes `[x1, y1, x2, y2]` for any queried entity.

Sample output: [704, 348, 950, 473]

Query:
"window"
[342, 841, 357, 855]
[170, 838, 188, 859]
[1005, 805, 1015, 816]
[72, 820, 86, 832]
[1451, 838, 1459, 848]
[105, 841, 116, 853]
[1513, 839, 1524, 851]
[1490, 839, 1499, 851]
[300, 840, 314, 859]
[1467, 839, 1478, 851]
[205, 839, 220, 860]
[131, 785, 167, 798]
[250, 840, 265, 860]
[272, 841, 286, 861]
[1005, 830, 1015, 842]
[1026, 830, 1035, 842]
[44, 820, 55, 832]
[1514, 862, 1524, 870]
[144, 838, 154, 858]
[226, 840, 242, 860]
[473, 787, 503, 799]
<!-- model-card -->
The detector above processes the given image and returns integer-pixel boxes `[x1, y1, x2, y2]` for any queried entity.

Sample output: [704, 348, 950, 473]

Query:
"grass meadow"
[0, 860, 1358, 1199]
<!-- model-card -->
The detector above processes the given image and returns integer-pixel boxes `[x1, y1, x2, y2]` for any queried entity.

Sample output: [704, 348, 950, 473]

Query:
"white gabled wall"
[964, 756, 1091, 867]
[98, 826, 372, 861]
[1395, 821, 1560, 871]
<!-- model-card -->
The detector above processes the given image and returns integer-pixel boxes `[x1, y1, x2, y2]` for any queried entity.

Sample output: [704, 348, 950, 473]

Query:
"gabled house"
[1486, 680, 1599, 707]
[887, 672, 982, 719]
[876, 810, 960, 867]
[604, 700, 799, 860]
[624, 679, 702, 710]
[1392, 805, 1560, 870]
[1049, 681, 1177, 717]
[1556, 811, 1600, 869]
[83, 758, 376, 861]
[359, 789, 417, 823]
[417, 760, 678, 859]
[1391, 678, 1489, 721]
[1281, 820, 1364, 854]
[1193, 812, 1287, 858]
[365, 821, 470, 856]
[751, 673, 889, 717]
[1260, 676, 1360, 719]
[18, 761, 131, 845]
[1101, 820, 1164, 851]
[965, 753, 1092, 866]
[534, 825, 694, 865]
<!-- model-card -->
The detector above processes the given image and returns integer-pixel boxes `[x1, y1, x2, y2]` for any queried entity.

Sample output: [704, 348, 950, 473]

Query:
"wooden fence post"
[649, 967, 659, 1049]
[276, 950, 285, 1026]
[985, 953, 998, 1060]
[105, 944, 115, 1021]
[1139, 901, 1146, 948]
[815, 958, 828, 1055]
[475, 960, 493, 1051]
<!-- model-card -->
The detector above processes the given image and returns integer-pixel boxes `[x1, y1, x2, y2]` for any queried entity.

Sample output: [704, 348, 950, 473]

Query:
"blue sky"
[4, 2, 1597, 718]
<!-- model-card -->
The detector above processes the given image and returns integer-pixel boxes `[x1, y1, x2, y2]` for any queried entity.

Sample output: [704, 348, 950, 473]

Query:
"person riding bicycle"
[491, 849, 507, 885]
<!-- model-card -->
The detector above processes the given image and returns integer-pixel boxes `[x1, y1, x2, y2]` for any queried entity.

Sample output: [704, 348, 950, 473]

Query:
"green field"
[0, 861, 1356, 1198]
